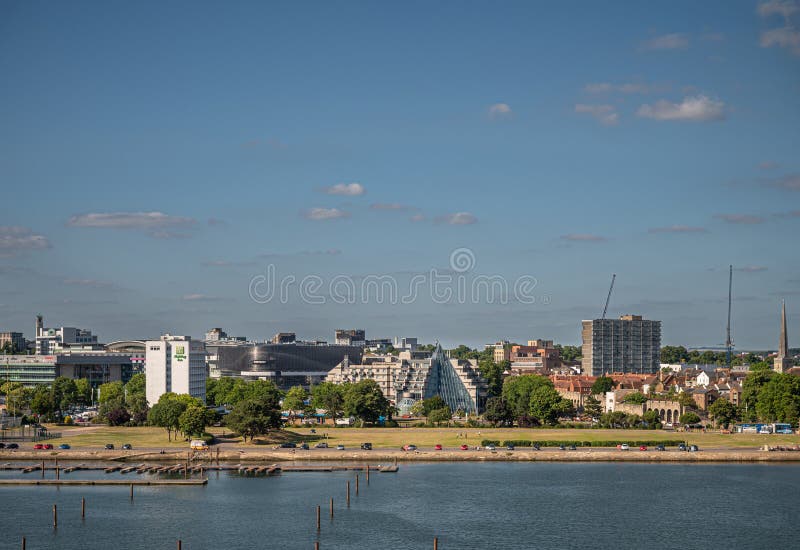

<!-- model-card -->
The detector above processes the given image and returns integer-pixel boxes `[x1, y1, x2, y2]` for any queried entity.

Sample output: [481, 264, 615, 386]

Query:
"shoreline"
[3, 448, 800, 463]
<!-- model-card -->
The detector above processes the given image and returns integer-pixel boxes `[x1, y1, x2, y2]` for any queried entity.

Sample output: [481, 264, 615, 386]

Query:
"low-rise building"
[0, 352, 136, 387]
[34, 315, 100, 354]
[0, 331, 26, 353]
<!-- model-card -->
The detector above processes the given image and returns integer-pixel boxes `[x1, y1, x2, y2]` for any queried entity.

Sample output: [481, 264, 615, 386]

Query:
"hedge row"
[481, 439, 687, 448]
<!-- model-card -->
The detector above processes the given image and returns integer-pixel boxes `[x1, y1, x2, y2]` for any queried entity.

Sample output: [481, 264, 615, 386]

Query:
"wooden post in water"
[316, 505, 321, 530]
[366, 465, 369, 484]
[81, 497, 85, 519]
[346, 481, 350, 506]
[41, 460, 45, 479]
[355, 474, 359, 495]
[129, 483, 133, 501]
[315, 542, 319, 550]
[53, 504, 57, 528]
[177, 540, 182, 550]
[216, 446, 220, 466]
[329, 497, 334, 519]
[21, 537, 25, 550]
[433, 537, 438, 550]
[56, 465, 60, 480]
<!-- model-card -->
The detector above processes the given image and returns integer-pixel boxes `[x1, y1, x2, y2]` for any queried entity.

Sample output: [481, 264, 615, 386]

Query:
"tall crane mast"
[602, 274, 616, 320]
[726, 265, 733, 368]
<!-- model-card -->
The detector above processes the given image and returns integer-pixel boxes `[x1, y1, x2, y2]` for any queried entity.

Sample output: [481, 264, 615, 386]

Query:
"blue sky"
[1, 0, 798, 349]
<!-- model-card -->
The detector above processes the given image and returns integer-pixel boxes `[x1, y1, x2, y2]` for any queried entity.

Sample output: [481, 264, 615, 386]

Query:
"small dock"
[0, 479, 207, 486]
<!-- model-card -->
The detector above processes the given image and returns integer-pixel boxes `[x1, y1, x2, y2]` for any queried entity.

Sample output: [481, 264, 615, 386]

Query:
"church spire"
[774, 300, 790, 373]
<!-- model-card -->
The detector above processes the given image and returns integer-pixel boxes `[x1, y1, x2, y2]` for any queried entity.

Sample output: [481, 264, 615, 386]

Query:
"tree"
[225, 399, 281, 442]
[126, 393, 149, 425]
[679, 412, 701, 425]
[555, 345, 582, 362]
[410, 399, 426, 417]
[708, 398, 737, 428]
[591, 376, 614, 395]
[599, 411, 627, 428]
[311, 382, 345, 420]
[742, 368, 775, 421]
[98, 381, 124, 404]
[483, 397, 513, 426]
[421, 395, 447, 417]
[148, 397, 188, 441]
[660, 346, 690, 364]
[755, 373, 800, 423]
[529, 384, 573, 425]
[51, 377, 78, 415]
[179, 405, 213, 437]
[427, 406, 452, 426]
[583, 395, 603, 419]
[622, 392, 648, 405]
[283, 386, 310, 423]
[30, 386, 55, 420]
[343, 379, 391, 425]
[125, 373, 146, 397]
[106, 407, 131, 426]
[478, 359, 505, 397]
[642, 409, 662, 428]
[74, 379, 92, 406]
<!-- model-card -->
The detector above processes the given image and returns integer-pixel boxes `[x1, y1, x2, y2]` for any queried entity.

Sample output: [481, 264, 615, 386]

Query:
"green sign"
[174, 345, 186, 362]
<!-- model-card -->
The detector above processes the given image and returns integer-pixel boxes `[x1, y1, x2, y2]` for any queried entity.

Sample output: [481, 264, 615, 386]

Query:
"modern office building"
[0, 352, 136, 387]
[145, 335, 207, 405]
[581, 315, 661, 376]
[335, 329, 366, 346]
[326, 345, 488, 414]
[35, 315, 99, 354]
[0, 332, 26, 353]
[206, 341, 363, 390]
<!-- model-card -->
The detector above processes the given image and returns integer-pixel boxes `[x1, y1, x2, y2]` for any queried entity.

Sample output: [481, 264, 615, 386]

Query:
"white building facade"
[145, 335, 206, 405]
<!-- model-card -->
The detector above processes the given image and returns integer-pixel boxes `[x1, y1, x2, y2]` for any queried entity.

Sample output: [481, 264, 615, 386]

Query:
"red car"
[33, 444, 44, 450]
[639, 445, 648, 451]
[44, 444, 53, 450]
[434, 444, 443, 450]
[460, 444, 469, 451]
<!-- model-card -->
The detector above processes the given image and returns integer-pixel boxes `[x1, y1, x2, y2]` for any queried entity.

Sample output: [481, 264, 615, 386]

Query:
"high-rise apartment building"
[145, 335, 206, 405]
[581, 315, 661, 376]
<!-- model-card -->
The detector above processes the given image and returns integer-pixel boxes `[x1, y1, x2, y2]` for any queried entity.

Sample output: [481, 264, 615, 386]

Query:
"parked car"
[619, 444, 630, 451]
[533, 443, 541, 451]
[360, 442, 372, 450]
[655, 444, 666, 451]
[105, 444, 114, 450]
[43, 444, 53, 450]
[558, 444, 566, 451]
[402, 444, 417, 451]
[568, 444, 577, 450]
[0, 443, 5, 449]
[460, 444, 469, 451]
[279, 442, 297, 449]
[678, 443, 687, 451]
[639, 445, 648, 451]
[689, 445, 699, 452]
[485, 444, 496, 451]
[506, 443, 515, 450]
[300, 442, 309, 450]
[59, 444, 71, 450]
[122, 444, 132, 450]
[434, 444, 443, 450]
[34, 443, 44, 450]
[336, 444, 345, 451]
[315, 442, 328, 449]
[6, 443, 18, 449]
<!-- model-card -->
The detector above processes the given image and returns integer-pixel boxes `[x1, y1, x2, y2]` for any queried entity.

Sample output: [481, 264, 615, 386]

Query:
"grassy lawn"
[35, 424, 800, 449]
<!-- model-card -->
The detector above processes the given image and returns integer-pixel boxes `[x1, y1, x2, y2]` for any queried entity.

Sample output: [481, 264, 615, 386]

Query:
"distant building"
[326, 345, 487, 414]
[581, 315, 661, 376]
[35, 315, 99, 354]
[394, 337, 418, 352]
[335, 329, 366, 347]
[205, 327, 246, 343]
[774, 300, 791, 373]
[0, 352, 136, 387]
[485, 341, 511, 363]
[0, 332, 25, 353]
[365, 338, 392, 352]
[145, 335, 206, 405]
[271, 332, 296, 344]
[508, 339, 561, 373]
[206, 341, 363, 390]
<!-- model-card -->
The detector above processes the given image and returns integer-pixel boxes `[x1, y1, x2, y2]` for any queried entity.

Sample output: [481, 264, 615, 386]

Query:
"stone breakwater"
[3, 448, 800, 463]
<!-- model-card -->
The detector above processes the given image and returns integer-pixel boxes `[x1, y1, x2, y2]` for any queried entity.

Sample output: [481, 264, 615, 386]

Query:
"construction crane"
[725, 265, 734, 368]
[601, 274, 616, 319]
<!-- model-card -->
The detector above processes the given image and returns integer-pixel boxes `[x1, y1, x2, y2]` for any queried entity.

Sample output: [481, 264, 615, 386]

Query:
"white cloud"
[585, 82, 652, 94]
[0, 226, 51, 253]
[436, 212, 478, 225]
[560, 233, 607, 242]
[574, 104, 619, 125]
[320, 183, 365, 196]
[640, 33, 689, 51]
[760, 26, 800, 54]
[766, 173, 800, 191]
[714, 214, 765, 224]
[67, 212, 195, 229]
[758, 1, 799, 19]
[302, 208, 350, 221]
[648, 225, 708, 234]
[637, 95, 725, 121]
[488, 103, 513, 120]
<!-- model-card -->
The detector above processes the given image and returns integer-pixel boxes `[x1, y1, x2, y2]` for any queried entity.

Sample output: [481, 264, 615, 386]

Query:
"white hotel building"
[145, 334, 207, 405]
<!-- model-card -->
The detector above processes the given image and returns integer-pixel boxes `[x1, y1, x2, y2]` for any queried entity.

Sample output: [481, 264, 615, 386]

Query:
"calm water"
[1, 462, 799, 549]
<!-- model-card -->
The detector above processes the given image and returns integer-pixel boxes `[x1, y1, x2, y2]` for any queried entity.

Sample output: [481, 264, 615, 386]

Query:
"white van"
[190, 440, 209, 451]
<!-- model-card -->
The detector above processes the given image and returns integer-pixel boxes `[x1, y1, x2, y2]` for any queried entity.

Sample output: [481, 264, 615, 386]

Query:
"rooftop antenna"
[601, 274, 616, 319]
[726, 265, 733, 368]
